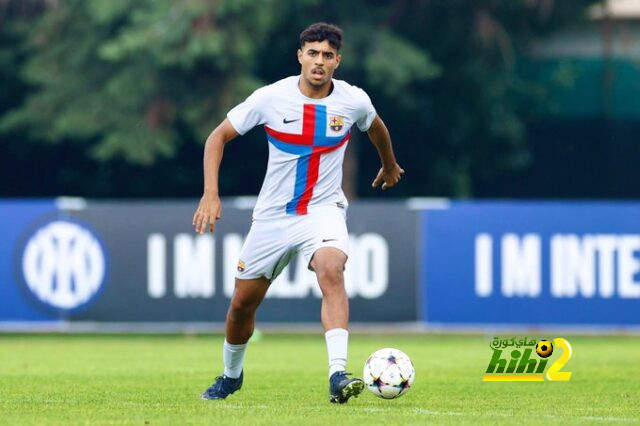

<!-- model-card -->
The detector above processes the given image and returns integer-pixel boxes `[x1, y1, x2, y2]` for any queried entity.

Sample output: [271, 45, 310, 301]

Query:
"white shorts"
[236, 205, 349, 281]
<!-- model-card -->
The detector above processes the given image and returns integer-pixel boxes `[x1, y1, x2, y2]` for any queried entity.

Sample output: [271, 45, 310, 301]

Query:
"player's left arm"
[367, 115, 405, 190]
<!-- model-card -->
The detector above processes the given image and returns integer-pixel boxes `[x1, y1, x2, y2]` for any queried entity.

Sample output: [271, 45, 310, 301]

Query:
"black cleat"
[201, 371, 243, 400]
[329, 371, 364, 404]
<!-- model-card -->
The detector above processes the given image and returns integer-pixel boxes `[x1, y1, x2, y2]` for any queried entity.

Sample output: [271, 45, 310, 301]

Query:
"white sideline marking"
[220, 404, 270, 410]
[414, 408, 463, 416]
[360, 407, 637, 423]
[413, 409, 637, 423]
[359, 408, 463, 416]
[541, 414, 637, 423]
[223, 405, 637, 422]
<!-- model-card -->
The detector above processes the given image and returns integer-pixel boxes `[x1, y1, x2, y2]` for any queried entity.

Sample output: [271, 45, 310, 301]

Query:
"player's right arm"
[192, 118, 239, 234]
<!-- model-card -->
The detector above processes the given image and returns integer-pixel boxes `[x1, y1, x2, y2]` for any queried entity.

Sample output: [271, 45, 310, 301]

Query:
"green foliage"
[2, 0, 275, 165]
[340, 24, 441, 111]
[352, 0, 600, 196]
[0, 0, 603, 195]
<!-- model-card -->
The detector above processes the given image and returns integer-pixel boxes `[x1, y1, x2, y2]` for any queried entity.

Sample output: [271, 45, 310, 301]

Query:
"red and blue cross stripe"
[265, 104, 350, 215]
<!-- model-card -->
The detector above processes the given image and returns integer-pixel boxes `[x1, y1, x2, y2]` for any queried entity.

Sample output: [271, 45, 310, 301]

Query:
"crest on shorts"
[237, 260, 246, 272]
[329, 115, 344, 132]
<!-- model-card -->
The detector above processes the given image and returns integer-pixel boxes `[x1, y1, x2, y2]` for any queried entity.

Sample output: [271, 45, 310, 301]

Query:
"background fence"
[2, 198, 639, 329]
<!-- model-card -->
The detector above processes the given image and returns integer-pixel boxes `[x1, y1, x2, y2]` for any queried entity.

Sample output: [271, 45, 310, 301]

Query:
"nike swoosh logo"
[283, 118, 300, 124]
[322, 239, 338, 243]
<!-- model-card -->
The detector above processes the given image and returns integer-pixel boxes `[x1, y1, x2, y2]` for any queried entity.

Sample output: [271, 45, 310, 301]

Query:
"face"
[297, 40, 341, 89]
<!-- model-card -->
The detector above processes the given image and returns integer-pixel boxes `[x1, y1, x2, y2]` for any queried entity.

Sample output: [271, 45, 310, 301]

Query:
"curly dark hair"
[299, 22, 343, 50]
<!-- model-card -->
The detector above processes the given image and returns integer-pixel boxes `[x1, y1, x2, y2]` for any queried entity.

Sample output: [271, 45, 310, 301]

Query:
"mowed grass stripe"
[1, 334, 638, 425]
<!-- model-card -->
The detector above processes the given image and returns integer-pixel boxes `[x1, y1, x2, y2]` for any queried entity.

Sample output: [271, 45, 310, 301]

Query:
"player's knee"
[315, 261, 344, 287]
[228, 305, 252, 322]
[228, 296, 258, 320]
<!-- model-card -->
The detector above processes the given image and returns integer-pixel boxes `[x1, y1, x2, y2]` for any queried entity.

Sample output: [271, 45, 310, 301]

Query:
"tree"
[1, 0, 603, 198]
[2, 0, 276, 165]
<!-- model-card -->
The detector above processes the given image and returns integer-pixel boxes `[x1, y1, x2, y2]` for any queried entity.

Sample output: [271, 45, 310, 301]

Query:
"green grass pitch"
[1, 333, 639, 424]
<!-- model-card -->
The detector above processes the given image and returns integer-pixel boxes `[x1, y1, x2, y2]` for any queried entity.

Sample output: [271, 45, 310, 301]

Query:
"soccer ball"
[536, 340, 554, 358]
[363, 348, 415, 399]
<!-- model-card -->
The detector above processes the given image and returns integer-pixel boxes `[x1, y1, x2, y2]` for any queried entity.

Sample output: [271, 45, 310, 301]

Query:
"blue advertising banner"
[1, 199, 418, 325]
[6, 199, 640, 328]
[421, 201, 640, 325]
[0, 200, 62, 322]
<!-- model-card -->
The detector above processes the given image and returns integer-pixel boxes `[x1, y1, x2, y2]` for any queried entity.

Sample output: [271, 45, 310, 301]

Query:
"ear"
[297, 48, 303, 65]
[335, 53, 341, 68]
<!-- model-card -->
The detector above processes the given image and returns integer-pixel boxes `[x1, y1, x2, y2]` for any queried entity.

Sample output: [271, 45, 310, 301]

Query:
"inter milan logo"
[329, 116, 344, 132]
[19, 219, 108, 313]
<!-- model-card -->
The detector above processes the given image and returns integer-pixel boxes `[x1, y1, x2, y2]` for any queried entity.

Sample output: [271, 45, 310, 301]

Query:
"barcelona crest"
[329, 115, 344, 132]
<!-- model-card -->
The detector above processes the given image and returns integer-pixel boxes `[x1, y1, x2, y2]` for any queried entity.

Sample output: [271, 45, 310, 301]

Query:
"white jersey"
[227, 76, 376, 220]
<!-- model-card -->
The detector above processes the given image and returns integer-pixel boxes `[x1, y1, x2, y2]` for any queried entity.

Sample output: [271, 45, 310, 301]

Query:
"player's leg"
[301, 206, 363, 403]
[305, 207, 350, 375]
[312, 247, 349, 331]
[224, 276, 270, 372]
[226, 277, 270, 344]
[201, 277, 269, 400]
[311, 247, 363, 403]
[311, 247, 350, 375]
[202, 217, 285, 400]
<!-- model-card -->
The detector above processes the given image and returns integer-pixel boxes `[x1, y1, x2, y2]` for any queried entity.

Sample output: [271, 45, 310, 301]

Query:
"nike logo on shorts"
[283, 118, 300, 124]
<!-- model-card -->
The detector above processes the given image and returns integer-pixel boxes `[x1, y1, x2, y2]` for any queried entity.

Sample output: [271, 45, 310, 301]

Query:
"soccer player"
[192, 22, 404, 403]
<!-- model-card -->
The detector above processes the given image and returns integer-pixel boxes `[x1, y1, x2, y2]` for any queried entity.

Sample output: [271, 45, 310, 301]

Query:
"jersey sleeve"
[227, 87, 269, 135]
[354, 88, 377, 132]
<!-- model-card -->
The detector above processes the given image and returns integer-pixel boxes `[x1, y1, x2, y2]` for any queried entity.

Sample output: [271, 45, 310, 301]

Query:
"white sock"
[325, 328, 348, 377]
[223, 340, 247, 379]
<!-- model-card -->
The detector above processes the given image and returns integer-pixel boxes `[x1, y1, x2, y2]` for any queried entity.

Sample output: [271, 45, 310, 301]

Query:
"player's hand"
[192, 192, 222, 234]
[371, 164, 405, 190]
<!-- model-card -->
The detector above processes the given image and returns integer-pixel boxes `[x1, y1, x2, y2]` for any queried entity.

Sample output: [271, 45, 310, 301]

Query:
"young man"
[192, 22, 404, 404]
